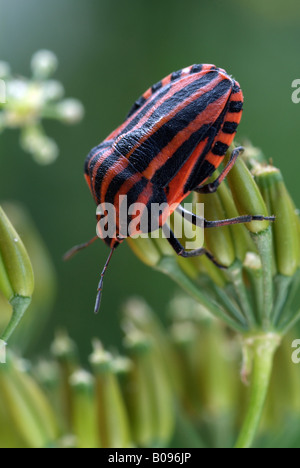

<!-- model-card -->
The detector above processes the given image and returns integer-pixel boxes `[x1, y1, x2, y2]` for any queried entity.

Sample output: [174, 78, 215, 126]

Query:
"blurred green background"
[1, 0, 300, 358]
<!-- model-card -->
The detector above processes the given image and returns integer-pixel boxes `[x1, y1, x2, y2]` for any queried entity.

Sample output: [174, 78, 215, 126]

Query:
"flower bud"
[253, 165, 300, 277]
[169, 209, 212, 280]
[5, 80, 43, 127]
[170, 321, 202, 414]
[1, 201, 56, 350]
[122, 297, 179, 392]
[195, 189, 236, 267]
[0, 353, 59, 447]
[34, 359, 61, 413]
[56, 98, 84, 124]
[69, 370, 99, 448]
[124, 329, 175, 447]
[121, 331, 155, 447]
[111, 355, 133, 377]
[217, 177, 256, 261]
[42, 80, 65, 101]
[226, 154, 270, 233]
[31, 50, 58, 79]
[241, 140, 267, 168]
[127, 236, 162, 267]
[195, 322, 239, 421]
[21, 127, 59, 165]
[51, 330, 79, 428]
[122, 297, 171, 348]
[0, 206, 34, 342]
[89, 340, 132, 448]
[51, 330, 78, 367]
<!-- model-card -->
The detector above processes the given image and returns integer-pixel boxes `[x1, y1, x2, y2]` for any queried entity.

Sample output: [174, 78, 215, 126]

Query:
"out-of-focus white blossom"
[31, 50, 58, 79]
[21, 128, 59, 165]
[69, 369, 94, 387]
[56, 98, 85, 124]
[42, 80, 65, 101]
[5, 80, 44, 127]
[0, 50, 84, 164]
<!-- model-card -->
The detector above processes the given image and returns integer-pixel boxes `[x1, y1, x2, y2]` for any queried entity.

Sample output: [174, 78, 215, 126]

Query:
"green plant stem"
[244, 266, 264, 324]
[226, 262, 256, 328]
[213, 284, 247, 327]
[252, 228, 273, 330]
[280, 308, 300, 334]
[235, 333, 281, 449]
[277, 270, 300, 330]
[1, 296, 31, 342]
[272, 275, 293, 325]
[157, 257, 247, 332]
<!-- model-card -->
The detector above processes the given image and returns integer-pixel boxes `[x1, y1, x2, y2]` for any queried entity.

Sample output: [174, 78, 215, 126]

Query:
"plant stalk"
[252, 228, 274, 330]
[1, 296, 31, 342]
[235, 333, 281, 448]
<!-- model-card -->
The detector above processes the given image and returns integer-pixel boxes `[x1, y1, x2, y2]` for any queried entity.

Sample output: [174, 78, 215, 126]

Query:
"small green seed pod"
[195, 190, 235, 267]
[226, 155, 270, 234]
[217, 177, 256, 262]
[0, 206, 34, 342]
[51, 330, 79, 428]
[127, 236, 162, 267]
[89, 340, 132, 448]
[0, 353, 59, 447]
[123, 329, 175, 447]
[69, 370, 99, 448]
[1, 201, 56, 351]
[254, 165, 300, 277]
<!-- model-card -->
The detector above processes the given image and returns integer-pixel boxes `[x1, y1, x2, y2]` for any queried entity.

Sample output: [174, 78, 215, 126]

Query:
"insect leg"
[162, 225, 226, 268]
[94, 247, 115, 314]
[176, 205, 275, 228]
[63, 236, 99, 261]
[194, 146, 243, 194]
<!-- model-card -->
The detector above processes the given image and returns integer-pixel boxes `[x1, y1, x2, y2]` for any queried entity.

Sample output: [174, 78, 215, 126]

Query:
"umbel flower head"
[128, 142, 300, 336]
[0, 50, 84, 164]
[127, 141, 300, 448]
[1, 298, 300, 449]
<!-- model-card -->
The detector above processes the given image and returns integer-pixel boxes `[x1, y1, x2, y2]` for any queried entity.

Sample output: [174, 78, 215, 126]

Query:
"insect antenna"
[63, 236, 99, 261]
[94, 247, 115, 314]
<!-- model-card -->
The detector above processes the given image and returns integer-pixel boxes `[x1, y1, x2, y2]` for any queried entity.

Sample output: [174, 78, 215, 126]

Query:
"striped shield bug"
[65, 64, 274, 313]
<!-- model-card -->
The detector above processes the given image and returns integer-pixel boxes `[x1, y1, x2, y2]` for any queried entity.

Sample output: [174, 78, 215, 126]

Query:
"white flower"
[56, 98, 84, 124]
[32, 136, 59, 165]
[69, 370, 94, 387]
[6, 79, 29, 101]
[5, 81, 44, 127]
[42, 80, 65, 101]
[22, 129, 59, 165]
[31, 50, 58, 79]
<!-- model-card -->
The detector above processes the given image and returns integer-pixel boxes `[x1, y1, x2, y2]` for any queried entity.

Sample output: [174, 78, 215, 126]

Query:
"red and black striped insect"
[65, 64, 273, 312]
